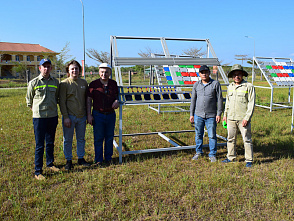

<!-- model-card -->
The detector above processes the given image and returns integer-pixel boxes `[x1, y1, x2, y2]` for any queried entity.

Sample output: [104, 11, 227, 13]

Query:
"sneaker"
[245, 162, 252, 168]
[209, 156, 217, 162]
[48, 165, 60, 172]
[35, 174, 46, 180]
[192, 153, 202, 160]
[78, 158, 90, 167]
[65, 160, 72, 170]
[222, 158, 232, 163]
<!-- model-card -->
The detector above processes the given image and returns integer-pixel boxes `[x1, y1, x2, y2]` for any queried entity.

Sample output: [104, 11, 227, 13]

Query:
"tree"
[11, 61, 28, 79]
[138, 47, 155, 58]
[43, 41, 74, 73]
[234, 54, 249, 65]
[182, 47, 205, 57]
[87, 49, 109, 63]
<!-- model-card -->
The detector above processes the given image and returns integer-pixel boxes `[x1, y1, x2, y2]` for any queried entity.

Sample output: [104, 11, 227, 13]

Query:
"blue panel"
[289, 73, 294, 77]
[289, 66, 294, 69]
[166, 76, 173, 81]
[283, 66, 289, 69]
[163, 67, 170, 72]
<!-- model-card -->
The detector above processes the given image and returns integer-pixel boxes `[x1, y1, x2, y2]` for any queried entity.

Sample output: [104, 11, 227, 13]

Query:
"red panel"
[277, 66, 284, 69]
[190, 72, 197, 77]
[184, 81, 193, 84]
[181, 72, 189, 76]
[194, 65, 201, 68]
[283, 73, 289, 77]
[277, 73, 283, 77]
[192, 81, 197, 84]
[272, 66, 278, 69]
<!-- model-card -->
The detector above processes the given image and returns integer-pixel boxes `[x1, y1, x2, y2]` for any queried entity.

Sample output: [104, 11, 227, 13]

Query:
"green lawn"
[1, 81, 294, 220]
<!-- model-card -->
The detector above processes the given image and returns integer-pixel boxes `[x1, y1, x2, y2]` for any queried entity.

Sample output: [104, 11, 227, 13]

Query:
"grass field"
[1, 76, 294, 220]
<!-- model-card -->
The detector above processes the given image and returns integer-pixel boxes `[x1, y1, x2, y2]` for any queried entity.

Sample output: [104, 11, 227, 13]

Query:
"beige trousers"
[227, 120, 253, 162]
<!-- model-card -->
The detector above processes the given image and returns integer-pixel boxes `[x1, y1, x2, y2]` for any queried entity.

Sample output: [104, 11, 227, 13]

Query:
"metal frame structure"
[252, 56, 294, 112]
[110, 36, 228, 114]
[114, 84, 227, 163]
[110, 36, 228, 163]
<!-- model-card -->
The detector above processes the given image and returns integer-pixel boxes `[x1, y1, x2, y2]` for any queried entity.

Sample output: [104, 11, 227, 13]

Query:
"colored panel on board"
[167, 81, 174, 85]
[163, 67, 170, 72]
[181, 72, 189, 77]
[292, 70, 294, 73]
[283, 66, 289, 69]
[194, 65, 201, 68]
[272, 66, 278, 69]
[277, 66, 284, 69]
[266, 65, 272, 69]
[166, 76, 173, 81]
[283, 73, 289, 77]
[179, 81, 184, 85]
[277, 73, 283, 77]
[176, 72, 182, 76]
[190, 72, 197, 77]
[184, 81, 193, 84]
[165, 72, 171, 76]
[179, 65, 186, 68]
[187, 65, 194, 68]
[289, 66, 294, 69]
[271, 73, 278, 77]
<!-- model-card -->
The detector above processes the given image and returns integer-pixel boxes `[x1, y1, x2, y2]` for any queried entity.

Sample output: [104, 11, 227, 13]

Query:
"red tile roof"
[0, 42, 57, 54]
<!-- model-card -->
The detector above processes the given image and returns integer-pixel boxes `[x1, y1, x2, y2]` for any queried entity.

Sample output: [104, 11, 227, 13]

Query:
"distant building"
[0, 42, 58, 78]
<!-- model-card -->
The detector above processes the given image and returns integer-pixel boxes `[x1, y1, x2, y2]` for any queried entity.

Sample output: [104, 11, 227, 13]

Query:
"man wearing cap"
[190, 65, 223, 162]
[59, 60, 90, 170]
[87, 63, 119, 165]
[26, 58, 60, 180]
[222, 64, 255, 168]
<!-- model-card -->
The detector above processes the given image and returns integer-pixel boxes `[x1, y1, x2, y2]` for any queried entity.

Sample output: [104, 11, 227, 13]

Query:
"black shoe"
[78, 158, 90, 167]
[65, 160, 72, 170]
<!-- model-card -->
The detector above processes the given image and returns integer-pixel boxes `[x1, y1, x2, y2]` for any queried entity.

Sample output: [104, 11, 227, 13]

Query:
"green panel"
[179, 65, 186, 68]
[292, 70, 294, 73]
[176, 72, 181, 76]
[266, 65, 272, 69]
[271, 73, 277, 77]
[165, 72, 171, 76]
[167, 81, 174, 85]
[187, 65, 194, 68]
[179, 81, 184, 85]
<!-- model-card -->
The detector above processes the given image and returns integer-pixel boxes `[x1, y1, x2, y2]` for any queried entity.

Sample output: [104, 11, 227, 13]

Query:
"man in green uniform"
[222, 64, 255, 167]
[26, 58, 60, 180]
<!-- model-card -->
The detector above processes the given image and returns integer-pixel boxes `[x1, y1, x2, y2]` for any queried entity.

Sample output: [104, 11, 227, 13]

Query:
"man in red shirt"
[87, 63, 119, 165]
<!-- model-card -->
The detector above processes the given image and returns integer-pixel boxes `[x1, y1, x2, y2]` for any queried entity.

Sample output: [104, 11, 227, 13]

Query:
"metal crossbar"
[113, 57, 220, 66]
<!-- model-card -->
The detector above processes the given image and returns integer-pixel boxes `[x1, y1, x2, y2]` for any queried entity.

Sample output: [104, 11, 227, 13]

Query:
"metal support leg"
[119, 104, 123, 164]
[270, 88, 274, 112]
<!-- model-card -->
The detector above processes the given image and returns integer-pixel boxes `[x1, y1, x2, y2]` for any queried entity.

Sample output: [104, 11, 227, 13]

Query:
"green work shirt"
[59, 77, 88, 119]
[26, 74, 59, 118]
[224, 80, 255, 122]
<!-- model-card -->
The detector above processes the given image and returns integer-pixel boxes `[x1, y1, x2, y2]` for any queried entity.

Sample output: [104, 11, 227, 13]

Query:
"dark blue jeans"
[93, 110, 116, 163]
[33, 116, 58, 175]
[194, 115, 217, 157]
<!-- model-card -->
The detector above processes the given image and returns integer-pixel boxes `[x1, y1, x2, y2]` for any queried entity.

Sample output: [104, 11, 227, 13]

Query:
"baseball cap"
[99, 63, 112, 70]
[199, 65, 210, 73]
[40, 58, 51, 66]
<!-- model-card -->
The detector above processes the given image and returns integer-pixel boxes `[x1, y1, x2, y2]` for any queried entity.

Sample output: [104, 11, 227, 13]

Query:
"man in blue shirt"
[189, 65, 223, 162]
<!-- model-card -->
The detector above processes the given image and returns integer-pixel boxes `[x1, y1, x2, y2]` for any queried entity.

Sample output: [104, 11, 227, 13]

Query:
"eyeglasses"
[104, 85, 108, 94]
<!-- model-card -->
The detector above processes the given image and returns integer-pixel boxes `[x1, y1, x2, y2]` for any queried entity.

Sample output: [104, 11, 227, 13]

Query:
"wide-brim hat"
[228, 64, 248, 78]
